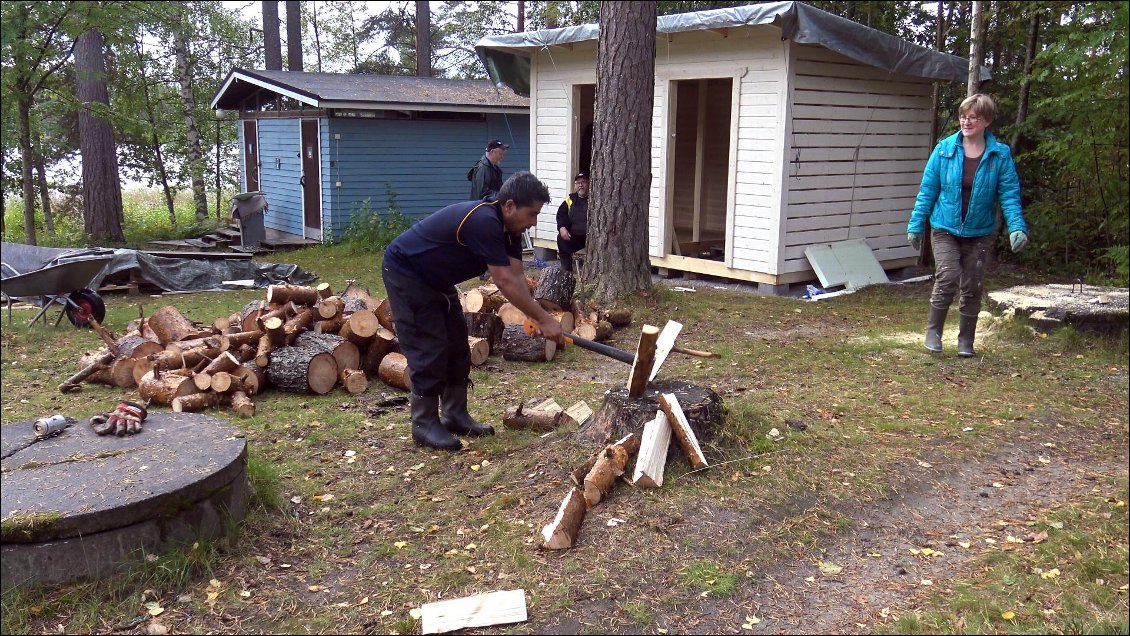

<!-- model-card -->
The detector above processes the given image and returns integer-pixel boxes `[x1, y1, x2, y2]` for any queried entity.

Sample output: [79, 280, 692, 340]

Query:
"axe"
[523, 319, 635, 364]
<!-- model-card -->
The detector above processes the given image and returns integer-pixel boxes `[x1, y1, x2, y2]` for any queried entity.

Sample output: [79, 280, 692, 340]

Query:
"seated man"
[555, 173, 589, 273]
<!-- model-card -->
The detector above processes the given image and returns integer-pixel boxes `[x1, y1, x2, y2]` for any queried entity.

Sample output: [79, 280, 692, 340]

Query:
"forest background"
[1, 1, 1126, 284]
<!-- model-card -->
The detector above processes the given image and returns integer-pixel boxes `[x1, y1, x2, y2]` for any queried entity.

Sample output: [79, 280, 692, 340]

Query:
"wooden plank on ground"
[658, 393, 708, 470]
[420, 589, 527, 634]
[632, 411, 672, 488]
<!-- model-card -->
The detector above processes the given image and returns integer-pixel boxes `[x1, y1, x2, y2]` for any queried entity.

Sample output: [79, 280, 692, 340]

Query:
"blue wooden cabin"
[210, 69, 530, 242]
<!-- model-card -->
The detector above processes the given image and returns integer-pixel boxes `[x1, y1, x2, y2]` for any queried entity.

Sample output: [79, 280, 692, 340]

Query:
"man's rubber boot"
[956, 314, 978, 358]
[441, 380, 495, 437]
[924, 305, 947, 353]
[411, 393, 462, 451]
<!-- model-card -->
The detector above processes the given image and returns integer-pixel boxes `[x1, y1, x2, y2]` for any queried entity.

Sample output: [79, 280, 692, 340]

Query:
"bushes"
[338, 187, 411, 255]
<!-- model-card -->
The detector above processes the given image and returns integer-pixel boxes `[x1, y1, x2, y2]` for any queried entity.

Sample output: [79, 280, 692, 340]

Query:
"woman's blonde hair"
[959, 93, 997, 122]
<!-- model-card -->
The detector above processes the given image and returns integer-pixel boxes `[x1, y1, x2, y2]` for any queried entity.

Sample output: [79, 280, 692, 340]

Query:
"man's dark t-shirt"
[384, 200, 524, 290]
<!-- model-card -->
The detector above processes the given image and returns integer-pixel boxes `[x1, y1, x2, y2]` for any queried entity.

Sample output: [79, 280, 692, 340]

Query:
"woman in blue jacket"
[907, 94, 1029, 357]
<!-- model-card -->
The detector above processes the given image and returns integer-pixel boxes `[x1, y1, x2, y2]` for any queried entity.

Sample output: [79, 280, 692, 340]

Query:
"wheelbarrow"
[1, 256, 113, 328]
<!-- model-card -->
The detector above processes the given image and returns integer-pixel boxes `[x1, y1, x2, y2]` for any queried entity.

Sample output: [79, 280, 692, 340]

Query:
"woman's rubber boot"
[924, 305, 947, 353]
[441, 380, 495, 437]
[411, 393, 462, 451]
[956, 314, 978, 358]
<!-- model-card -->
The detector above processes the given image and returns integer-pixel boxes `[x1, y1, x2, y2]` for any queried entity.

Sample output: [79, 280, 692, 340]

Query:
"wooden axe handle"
[671, 345, 720, 359]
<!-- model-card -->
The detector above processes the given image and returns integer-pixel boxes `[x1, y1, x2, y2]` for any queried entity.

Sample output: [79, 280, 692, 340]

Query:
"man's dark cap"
[574, 172, 588, 181]
[486, 139, 510, 151]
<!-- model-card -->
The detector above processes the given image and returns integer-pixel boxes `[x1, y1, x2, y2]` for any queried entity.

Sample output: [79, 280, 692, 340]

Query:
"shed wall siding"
[782, 45, 933, 274]
[257, 118, 304, 236]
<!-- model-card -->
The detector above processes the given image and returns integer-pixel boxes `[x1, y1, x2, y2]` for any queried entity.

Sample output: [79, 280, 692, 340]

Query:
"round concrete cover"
[1, 411, 247, 543]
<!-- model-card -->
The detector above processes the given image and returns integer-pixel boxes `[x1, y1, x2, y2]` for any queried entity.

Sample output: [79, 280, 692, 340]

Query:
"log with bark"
[627, 324, 660, 399]
[573, 320, 613, 342]
[342, 282, 381, 311]
[230, 390, 255, 417]
[498, 324, 556, 362]
[255, 302, 296, 330]
[138, 369, 199, 406]
[255, 316, 286, 367]
[209, 371, 247, 394]
[534, 267, 576, 311]
[172, 391, 227, 413]
[496, 303, 528, 326]
[468, 336, 490, 366]
[570, 433, 641, 487]
[266, 283, 322, 306]
[377, 352, 411, 391]
[164, 336, 221, 353]
[316, 282, 333, 299]
[282, 307, 316, 345]
[601, 308, 632, 328]
[540, 488, 587, 550]
[360, 327, 398, 377]
[464, 311, 504, 354]
[132, 346, 220, 384]
[219, 330, 264, 351]
[463, 285, 508, 314]
[502, 403, 574, 432]
[339, 309, 380, 346]
[266, 344, 339, 394]
[234, 362, 267, 395]
[115, 333, 163, 360]
[294, 331, 360, 371]
[578, 379, 723, 448]
[313, 314, 345, 334]
[374, 298, 395, 333]
[583, 441, 630, 507]
[148, 306, 205, 345]
[193, 351, 241, 391]
[316, 295, 344, 320]
[59, 350, 116, 392]
[239, 300, 268, 332]
[339, 368, 369, 394]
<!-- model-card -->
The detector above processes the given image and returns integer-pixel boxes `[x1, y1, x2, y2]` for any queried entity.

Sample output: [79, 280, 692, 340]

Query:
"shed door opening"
[574, 84, 595, 177]
[300, 119, 321, 239]
[667, 78, 732, 261]
[243, 120, 260, 193]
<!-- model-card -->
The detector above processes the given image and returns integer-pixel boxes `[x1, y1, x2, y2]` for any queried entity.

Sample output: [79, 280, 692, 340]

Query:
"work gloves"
[91, 401, 148, 436]
[1009, 231, 1029, 253]
[908, 233, 923, 252]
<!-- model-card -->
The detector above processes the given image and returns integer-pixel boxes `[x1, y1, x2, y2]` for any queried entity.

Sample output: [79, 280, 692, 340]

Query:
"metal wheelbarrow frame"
[1, 256, 114, 328]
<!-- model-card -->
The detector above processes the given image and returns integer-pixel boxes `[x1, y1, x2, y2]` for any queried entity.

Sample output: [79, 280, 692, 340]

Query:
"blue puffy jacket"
[907, 130, 1027, 238]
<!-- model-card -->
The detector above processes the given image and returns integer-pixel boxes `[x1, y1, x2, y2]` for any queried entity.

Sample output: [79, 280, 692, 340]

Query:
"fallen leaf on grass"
[394, 541, 409, 548]
[742, 615, 761, 629]
[144, 602, 164, 616]
[818, 560, 843, 575]
[1026, 530, 1049, 544]
[958, 541, 971, 549]
[919, 579, 933, 586]
[1040, 568, 1060, 579]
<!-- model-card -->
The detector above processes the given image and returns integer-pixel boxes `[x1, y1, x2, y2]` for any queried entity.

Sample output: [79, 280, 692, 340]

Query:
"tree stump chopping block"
[534, 267, 576, 311]
[266, 345, 339, 394]
[464, 312, 503, 354]
[498, 324, 557, 362]
[578, 379, 723, 447]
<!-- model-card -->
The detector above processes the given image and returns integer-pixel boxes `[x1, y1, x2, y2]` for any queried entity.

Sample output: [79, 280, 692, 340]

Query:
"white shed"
[476, 1, 987, 291]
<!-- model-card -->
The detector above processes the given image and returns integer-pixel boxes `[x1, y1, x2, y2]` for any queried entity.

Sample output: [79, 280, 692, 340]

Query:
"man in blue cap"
[468, 139, 509, 200]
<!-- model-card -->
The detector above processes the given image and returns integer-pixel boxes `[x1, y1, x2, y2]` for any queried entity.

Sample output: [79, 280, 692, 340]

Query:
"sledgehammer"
[523, 319, 635, 365]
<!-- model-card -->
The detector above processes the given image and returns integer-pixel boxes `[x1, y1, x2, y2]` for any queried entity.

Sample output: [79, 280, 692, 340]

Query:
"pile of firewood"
[59, 268, 634, 418]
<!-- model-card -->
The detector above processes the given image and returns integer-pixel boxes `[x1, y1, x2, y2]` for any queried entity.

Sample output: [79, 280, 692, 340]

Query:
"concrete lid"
[1, 412, 246, 543]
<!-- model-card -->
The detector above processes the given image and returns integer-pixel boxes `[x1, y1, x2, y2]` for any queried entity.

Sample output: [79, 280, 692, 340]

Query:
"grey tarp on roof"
[1, 242, 315, 298]
[476, 1, 989, 97]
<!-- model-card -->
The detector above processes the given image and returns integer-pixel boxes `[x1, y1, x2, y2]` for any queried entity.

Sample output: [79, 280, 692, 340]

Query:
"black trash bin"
[231, 192, 267, 248]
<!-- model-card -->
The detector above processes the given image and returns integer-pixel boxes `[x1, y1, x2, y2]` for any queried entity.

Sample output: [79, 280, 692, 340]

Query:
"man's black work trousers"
[381, 265, 470, 397]
[557, 233, 587, 273]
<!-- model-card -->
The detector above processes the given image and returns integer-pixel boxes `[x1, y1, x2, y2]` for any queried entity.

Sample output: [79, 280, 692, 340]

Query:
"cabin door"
[301, 119, 322, 240]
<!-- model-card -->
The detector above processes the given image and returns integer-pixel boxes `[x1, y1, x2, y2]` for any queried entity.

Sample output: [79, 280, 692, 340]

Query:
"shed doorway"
[573, 84, 595, 177]
[666, 78, 732, 262]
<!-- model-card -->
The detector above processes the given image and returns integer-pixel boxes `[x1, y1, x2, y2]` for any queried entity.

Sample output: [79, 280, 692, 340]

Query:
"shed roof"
[210, 68, 529, 113]
[476, 1, 989, 97]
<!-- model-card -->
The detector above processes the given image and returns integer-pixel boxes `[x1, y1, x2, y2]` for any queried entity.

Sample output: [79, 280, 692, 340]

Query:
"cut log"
[342, 282, 381, 311]
[658, 393, 709, 470]
[234, 362, 267, 395]
[132, 346, 219, 384]
[540, 488, 587, 550]
[464, 285, 508, 314]
[498, 324, 556, 362]
[255, 316, 286, 367]
[115, 334, 163, 360]
[164, 336, 220, 353]
[59, 350, 115, 392]
[468, 336, 490, 366]
[138, 369, 199, 406]
[583, 442, 629, 507]
[534, 267, 576, 311]
[313, 315, 345, 334]
[502, 403, 573, 432]
[578, 379, 723, 448]
[360, 327, 398, 376]
[148, 306, 201, 345]
[233, 343, 257, 363]
[219, 330, 264, 351]
[570, 433, 640, 487]
[339, 309, 380, 346]
[464, 312, 504, 354]
[631, 411, 672, 488]
[266, 283, 321, 306]
[339, 368, 369, 394]
[341, 295, 369, 314]
[194, 351, 240, 391]
[172, 391, 227, 413]
[109, 357, 137, 388]
[212, 314, 233, 333]
[239, 300, 268, 332]
[602, 308, 632, 328]
[230, 390, 255, 417]
[573, 320, 613, 342]
[209, 371, 246, 394]
[295, 331, 361, 371]
[316, 295, 344, 319]
[316, 282, 333, 300]
[377, 352, 411, 391]
[374, 298, 395, 333]
[626, 324, 661, 399]
[282, 307, 316, 345]
[267, 345, 339, 394]
[496, 303, 528, 326]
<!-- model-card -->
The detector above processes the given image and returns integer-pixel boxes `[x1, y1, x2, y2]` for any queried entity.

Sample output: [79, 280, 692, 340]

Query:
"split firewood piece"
[501, 403, 573, 432]
[115, 333, 163, 360]
[59, 350, 116, 392]
[132, 346, 219, 384]
[339, 368, 369, 394]
[583, 441, 630, 507]
[374, 298, 395, 333]
[573, 320, 613, 342]
[209, 371, 247, 394]
[360, 327, 398, 376]
[219, 330, 264, 351]
[464, 311, 503, 354]
[230, 390, 255, 417]
[534, 267, 576, 311]
[540, 488, 587, 550]
[631, 411, 672, 488]
[295, 331, 360, 371]
[570, 433, 640, 487]
[563, 401, 594, 427]
[316, 295, 345, 320]
[657, 393, 709, 470]
[194, 351, 240, 391]
[282, 307, 316, 345]
[138, 369, 199, 406]
[339, 309, 379, 346]
[377, 352, 411, 391]
[498, 324, 556, 362]
[233, 362, 267, 395]
[266, 283, 322, 306]
[496, 303, 528, 326]
[148, 306, 204, 345]
[316, 282, 333, 299]
[601, 308, 632, 328]
[239, 300, 267, 332]
[468, 336, 490, 366]
[267, 344, 339, 394]
[463, 284, 508, 313]
[648, 320, 684, 382]
[626, 324, 661, 399]
[342, 282, 381, 311]
[172, 391, 228, 413]
[313, 314, 345, 334]
[255, 316, 286, 367]
[420, 589, 528, 634]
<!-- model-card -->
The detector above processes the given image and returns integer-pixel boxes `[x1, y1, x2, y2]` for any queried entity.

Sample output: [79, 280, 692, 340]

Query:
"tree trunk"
[286, 1, 303, 71]
[415, 0, 431, 77]
[1010, 10, 1041, 150]
[174, 13, 208, 221]
[136, 40, 177, 225]
[18, 95, 38, 245]
[75, 28, 125, 242]
[588, 2, 656, 304]
[310, 1, 323, 71]
[263, 0, 282, 70]
[33, 127, 53, 235]
[967, 1, 985, 96]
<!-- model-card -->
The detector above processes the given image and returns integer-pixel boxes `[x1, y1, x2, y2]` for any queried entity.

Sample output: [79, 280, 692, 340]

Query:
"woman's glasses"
[959, 114, 983, 123]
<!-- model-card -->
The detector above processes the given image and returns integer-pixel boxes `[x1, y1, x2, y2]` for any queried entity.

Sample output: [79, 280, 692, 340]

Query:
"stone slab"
[1, 412, 247, 543]
[987, 284, 1129, 335]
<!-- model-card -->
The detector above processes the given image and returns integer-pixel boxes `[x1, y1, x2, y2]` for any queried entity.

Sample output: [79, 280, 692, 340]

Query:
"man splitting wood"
[382, 172, 565, 451]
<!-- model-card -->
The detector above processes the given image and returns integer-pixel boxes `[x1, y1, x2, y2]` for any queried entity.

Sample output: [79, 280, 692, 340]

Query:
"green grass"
[680, 560, 739, 596]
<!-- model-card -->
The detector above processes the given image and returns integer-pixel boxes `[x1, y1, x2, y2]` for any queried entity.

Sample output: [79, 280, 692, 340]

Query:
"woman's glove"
[907, 233, 923, 252]
[1009, 231, 1029, 253]
[91, 401, 148, 436]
